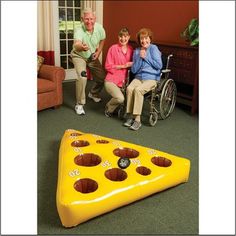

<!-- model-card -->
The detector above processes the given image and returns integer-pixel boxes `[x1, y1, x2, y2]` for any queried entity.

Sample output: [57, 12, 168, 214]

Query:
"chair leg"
[54, 105, 60, 109]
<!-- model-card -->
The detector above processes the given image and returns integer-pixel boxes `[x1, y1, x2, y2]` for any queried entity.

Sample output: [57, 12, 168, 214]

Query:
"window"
[58, 0, 82, 69]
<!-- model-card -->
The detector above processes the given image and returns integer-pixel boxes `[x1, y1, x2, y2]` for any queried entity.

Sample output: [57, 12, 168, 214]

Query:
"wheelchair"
[117, 54, 177, 126]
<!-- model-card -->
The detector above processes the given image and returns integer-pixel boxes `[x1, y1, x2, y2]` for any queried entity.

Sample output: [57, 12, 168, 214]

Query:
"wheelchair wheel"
[149, 112, 158, 126]
[118, 105, 125, 120]
[159, 79, 177, 119]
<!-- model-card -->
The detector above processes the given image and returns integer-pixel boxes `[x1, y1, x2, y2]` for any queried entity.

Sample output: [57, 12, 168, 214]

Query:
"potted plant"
[181, 18, 199, 46]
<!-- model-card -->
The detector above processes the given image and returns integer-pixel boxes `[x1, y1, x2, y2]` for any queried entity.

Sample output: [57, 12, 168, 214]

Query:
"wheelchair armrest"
[161, 69, 171, 73]
[161, 69, 171, 80]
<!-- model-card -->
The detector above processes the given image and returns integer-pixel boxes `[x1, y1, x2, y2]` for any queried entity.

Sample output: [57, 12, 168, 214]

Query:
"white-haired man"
[71, 8, 106, 115]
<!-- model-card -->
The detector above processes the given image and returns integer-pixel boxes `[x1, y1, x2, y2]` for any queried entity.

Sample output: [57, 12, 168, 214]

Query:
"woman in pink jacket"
[104, 28, 133, 117]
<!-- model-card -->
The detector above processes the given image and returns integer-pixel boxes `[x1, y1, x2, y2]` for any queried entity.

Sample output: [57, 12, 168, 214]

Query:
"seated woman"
[124, 28, 163, 131]
[104, 27, 133, 117]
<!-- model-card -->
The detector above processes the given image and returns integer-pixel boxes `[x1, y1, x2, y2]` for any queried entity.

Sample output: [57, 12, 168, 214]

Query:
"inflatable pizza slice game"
[56, 129, 190, 227]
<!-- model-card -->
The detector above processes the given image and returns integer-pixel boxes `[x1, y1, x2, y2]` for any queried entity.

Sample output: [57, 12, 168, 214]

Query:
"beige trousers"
[105, 81, 124, 113]
[72, 56, 106, 105]
[126, 78, 157, 115]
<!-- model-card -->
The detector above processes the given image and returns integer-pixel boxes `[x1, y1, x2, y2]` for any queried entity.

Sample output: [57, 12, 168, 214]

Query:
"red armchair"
[37, 64, 65, 111]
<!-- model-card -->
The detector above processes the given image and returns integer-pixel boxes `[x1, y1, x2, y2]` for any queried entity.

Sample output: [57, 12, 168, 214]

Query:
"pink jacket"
[105, 44, 133, 87]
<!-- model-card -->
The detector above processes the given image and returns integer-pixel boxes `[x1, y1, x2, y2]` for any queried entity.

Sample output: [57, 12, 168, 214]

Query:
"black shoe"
[105, 106, 112, 117]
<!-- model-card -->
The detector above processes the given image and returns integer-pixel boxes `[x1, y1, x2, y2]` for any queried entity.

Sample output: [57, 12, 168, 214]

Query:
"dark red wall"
[103, 0, 198, 62]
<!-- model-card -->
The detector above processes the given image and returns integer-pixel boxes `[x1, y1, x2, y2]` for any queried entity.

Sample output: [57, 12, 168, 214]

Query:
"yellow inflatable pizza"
[56, 129, 190, 227]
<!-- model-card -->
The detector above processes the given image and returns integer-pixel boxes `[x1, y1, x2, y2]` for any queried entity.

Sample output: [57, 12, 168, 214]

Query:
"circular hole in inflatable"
[113, 147, 139, 159]
[136, 166, 151, 176]
[71, 140, 89, 147]
[70, 133, 82, 137]
[151, 156, 172, 167]
[74, 153, 101, 166]
[105, 168, 127, 181]
[74, 178, 98, 193]
[96, 140, 109, 144]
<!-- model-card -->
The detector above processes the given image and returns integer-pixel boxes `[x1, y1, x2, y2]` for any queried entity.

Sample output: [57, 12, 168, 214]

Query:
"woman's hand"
[125, 62, 133, 68]
[140, 48, 146, 59]
[116, 62, 133, 69]
[116, 65, 125, 69]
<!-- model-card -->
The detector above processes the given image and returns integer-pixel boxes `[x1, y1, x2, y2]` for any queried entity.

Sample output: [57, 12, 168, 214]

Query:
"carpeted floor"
[38, 80, 199, 235]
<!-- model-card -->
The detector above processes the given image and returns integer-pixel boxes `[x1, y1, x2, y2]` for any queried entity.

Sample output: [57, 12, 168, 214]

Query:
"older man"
[71, 8, 106, 115]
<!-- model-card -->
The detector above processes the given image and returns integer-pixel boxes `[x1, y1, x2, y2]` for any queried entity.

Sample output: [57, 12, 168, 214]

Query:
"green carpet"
[38, 80, 199, 234]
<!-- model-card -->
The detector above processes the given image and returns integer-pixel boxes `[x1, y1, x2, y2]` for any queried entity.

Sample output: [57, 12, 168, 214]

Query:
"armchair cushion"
[37, 78, 55, 93]
[37, 64, 65, 111]
[38, 64, 65, 82]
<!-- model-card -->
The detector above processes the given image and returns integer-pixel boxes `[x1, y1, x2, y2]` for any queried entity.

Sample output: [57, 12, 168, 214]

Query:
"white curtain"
[37, 1, 54, 52]
[81, 0, 96, 12]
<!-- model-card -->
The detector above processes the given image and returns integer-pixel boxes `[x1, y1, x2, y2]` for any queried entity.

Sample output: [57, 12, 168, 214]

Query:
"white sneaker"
[75, 104, 85, 115]
[88, 92, 101, 103]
